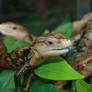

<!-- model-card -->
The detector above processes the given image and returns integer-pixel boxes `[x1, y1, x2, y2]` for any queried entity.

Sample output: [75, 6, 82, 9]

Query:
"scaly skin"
[52, 19, 92, 91]
[0, 22, 32, 43]
[71, 20, 92, 78]
[70, 49, 92, 78]
[72, 19, 92, 51]
[0, 32, 73, 92]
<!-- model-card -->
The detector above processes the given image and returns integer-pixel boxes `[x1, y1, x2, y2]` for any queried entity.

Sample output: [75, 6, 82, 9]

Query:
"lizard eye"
[46, 40, 54, 45]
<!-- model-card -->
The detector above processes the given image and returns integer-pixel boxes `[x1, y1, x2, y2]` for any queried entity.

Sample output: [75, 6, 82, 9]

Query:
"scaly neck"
[1, 45, 33, 69]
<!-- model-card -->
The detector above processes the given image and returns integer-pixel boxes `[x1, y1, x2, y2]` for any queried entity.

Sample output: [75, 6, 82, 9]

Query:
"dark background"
[0, 0, 91, 35]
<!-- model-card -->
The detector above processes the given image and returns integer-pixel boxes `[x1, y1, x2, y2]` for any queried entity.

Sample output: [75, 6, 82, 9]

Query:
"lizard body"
[0, 22, 32, 43]
[70, 20, 92, 78]
[53, 19, 92, 91]
[0, 32, 72, 69]
[73, 20, 92, 51]
[0, 32, 73, 92]
[0, 44, 31, 69]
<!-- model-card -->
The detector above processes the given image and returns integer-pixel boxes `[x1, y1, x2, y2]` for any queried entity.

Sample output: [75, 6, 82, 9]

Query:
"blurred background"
[0, 0, 91, 35]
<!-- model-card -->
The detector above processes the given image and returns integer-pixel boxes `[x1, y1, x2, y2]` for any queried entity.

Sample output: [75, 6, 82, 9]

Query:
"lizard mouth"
[64, 46, 74, 56]
[43, 46, 74, 57]
[56, 46, 74, 56]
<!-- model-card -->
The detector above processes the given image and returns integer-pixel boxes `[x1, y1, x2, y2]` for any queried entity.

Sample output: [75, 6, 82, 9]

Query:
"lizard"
[70, 19, 92, 78]
[0, 32, 73, 92]
[72, 13, 92, 37]
[52, 19, 92, 90]
[0, 22, 32, 43]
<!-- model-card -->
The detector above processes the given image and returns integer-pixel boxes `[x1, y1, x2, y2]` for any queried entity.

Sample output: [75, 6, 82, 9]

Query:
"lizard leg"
[22, 70, 32, 92]
[22, 71, 34, 92]
[22, 70, 31, 89]
[14, 62, 31, 92]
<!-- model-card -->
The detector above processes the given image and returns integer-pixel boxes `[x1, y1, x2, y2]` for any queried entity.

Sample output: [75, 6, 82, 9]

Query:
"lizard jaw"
[42, 46, 74, 57]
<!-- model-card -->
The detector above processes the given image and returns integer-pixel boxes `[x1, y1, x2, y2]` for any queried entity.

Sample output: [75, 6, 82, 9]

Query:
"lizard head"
[32, 32, 73, 57]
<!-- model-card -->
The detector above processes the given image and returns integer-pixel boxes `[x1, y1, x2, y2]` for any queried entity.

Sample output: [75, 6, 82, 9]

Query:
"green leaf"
[60, 90, 69, 92]
[34, 56, 84, 80]
[0, 70, 15, 89]
[55, 15, 73, 38]
[76, 80, 92, 92]
[43, 29, 49, 34]
[4, 37, 30, 53]
[31, 77, 58, 92]
[0, 89, 15, 92]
